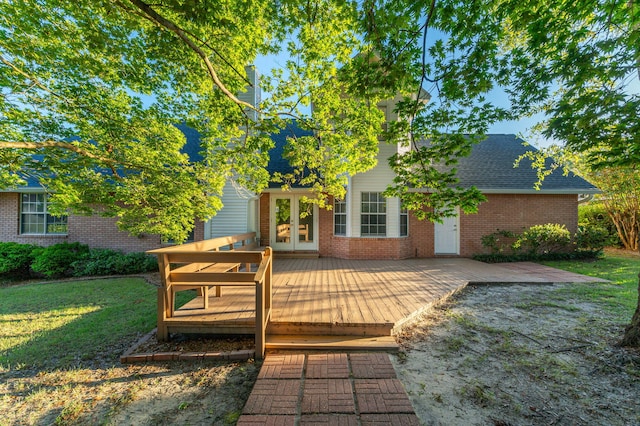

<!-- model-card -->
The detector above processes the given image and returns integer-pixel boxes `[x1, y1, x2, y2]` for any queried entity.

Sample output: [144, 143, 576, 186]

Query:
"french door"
[270, 194, 318, 251]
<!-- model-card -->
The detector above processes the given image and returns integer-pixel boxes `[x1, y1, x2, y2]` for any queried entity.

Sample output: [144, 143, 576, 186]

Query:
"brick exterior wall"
[2, 190, 576, 257]
[318, 201, 414, 259]
[259, 194, 270, 247]
[68, 215, 163, 252]
[459, 193, 579, 257]
[0, 193, 68, 247]
[258, 192, 579, 259]
[408, 210, 435, 258]
[0, 192, 205, 253]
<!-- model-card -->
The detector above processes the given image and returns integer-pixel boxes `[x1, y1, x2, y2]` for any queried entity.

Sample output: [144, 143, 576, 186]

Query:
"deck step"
[267, 322, 394, 336]
[265, 335, 399, 352]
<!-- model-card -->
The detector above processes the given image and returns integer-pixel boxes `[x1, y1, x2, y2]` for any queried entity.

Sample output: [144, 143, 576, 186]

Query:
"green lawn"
[542, 251, 640, 320]
[0, 278, 192, 370]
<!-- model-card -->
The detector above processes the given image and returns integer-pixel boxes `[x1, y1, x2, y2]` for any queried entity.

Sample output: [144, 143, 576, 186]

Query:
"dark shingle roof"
[432, 134, 598, 193]
[4, 124, 205, 192]
[175, 123, 205, 162]
[266, 122, 313, 188]
[6, 131, 598, 195]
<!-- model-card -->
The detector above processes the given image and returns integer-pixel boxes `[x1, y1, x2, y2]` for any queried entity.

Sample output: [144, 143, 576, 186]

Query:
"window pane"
[299, 200, 314, 242]
[360, 192, 387, 237]
[20, 193, 68, 235]
[21, 214, 45, 234]
[334, 199, 347, 236]
[275, 198, 291, 243]
[47, 215, 68, 234]
[400, 207, 408, 236]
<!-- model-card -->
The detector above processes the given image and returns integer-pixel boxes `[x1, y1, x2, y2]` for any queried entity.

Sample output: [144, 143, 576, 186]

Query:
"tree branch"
[2, 140, 117, 163]
[125, 0, 259, 114]
[0, 55, 67, 102]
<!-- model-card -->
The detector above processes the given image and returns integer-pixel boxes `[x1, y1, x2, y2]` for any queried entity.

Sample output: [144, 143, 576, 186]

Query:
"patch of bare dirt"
[0, 356, 260, 425]
[132, 333, 256, 355]
[392, 283, 640, 426]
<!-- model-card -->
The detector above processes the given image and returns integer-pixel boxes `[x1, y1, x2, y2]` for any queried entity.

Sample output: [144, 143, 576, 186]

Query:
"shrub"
[578, 202, 621, 247]
[71, 249, 158, 276]
[475, 223, 604, 263]
[512, 223, 572, 255]
[118, 252, 159, 274]
[574, 225, 608, 254]
[31, 242, 90, 278]
[480, 229, 518, 254]
[472, 250, 601, 263]
[0, 242, 37, 277]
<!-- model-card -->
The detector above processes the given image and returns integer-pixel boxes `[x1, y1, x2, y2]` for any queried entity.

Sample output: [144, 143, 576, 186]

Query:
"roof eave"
[0, 186, 45, 193]
[410, 187, 601, 195]
[476, 188, 601, 195]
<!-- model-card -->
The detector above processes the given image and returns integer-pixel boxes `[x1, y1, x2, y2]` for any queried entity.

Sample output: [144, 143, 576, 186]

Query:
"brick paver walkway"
[237, 353, 420, 425]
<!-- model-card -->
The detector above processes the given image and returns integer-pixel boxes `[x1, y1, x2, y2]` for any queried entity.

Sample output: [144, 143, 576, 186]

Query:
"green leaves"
[2, 0, 636, 241]
[0, 0, 269, 241]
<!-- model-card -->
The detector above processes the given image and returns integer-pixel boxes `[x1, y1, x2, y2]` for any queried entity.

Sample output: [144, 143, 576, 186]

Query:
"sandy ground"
[1, 282, 639, 425]
[392, 283, 640, 426]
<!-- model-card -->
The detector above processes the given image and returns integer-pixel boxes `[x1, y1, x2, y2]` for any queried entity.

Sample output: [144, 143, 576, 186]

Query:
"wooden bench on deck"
[147, 233, 273, 358]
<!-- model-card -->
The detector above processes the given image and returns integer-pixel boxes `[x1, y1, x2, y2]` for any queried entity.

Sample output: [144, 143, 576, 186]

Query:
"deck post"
[156, 288, 169, 341]
[156, 254, 171, 341]
[265, 247, 272, 318]
[255, 279, 266, 360]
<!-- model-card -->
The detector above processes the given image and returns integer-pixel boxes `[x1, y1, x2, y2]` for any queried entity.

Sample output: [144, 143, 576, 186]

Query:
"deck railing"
[147, 233, 273, 359]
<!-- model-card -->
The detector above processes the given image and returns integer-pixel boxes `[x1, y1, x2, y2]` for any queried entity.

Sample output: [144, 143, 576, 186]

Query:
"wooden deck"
[167, 257, 604, 349]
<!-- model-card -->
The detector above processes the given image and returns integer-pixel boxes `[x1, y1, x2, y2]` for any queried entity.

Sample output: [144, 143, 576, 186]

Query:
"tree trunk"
[619, 272, 640, 347]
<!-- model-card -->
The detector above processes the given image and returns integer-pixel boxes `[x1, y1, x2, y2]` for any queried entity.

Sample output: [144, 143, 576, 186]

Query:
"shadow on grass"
[0, 277, 195, 372]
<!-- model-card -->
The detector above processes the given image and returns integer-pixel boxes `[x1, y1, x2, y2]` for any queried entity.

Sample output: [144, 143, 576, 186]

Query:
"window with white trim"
[334, 198, 347, 236]
[400, 206, 408, 236]
[20, 193, 68, 235]
[361, 192, 386, 236]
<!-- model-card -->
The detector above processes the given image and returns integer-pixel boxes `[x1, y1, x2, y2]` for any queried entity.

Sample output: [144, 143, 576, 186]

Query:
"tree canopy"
[0, 0, 638, 242]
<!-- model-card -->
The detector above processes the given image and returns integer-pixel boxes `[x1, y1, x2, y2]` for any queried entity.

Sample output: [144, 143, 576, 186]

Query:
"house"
[257, 124, 598, 259]
[0, 126, 597, 257]
[0, 69, 598, 256]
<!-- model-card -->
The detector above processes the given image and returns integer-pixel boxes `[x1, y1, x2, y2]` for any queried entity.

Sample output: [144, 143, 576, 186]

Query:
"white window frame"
[20, 193, 68, 235]
[400, 206, 408, 237]
[360, 192, 387, 237]
[334, 198, 347, 236]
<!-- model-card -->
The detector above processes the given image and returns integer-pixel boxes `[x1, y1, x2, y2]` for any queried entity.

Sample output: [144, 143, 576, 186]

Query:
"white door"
[434, 209, 459, 255]
[271, 194, 318, 251]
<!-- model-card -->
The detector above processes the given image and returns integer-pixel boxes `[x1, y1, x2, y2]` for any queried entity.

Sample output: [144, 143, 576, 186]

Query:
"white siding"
[206, 181, 257, 238]
[350, 142, 402, 238]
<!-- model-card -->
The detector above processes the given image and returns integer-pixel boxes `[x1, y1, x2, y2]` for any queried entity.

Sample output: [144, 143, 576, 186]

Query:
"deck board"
[168, 257, 605, 338]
